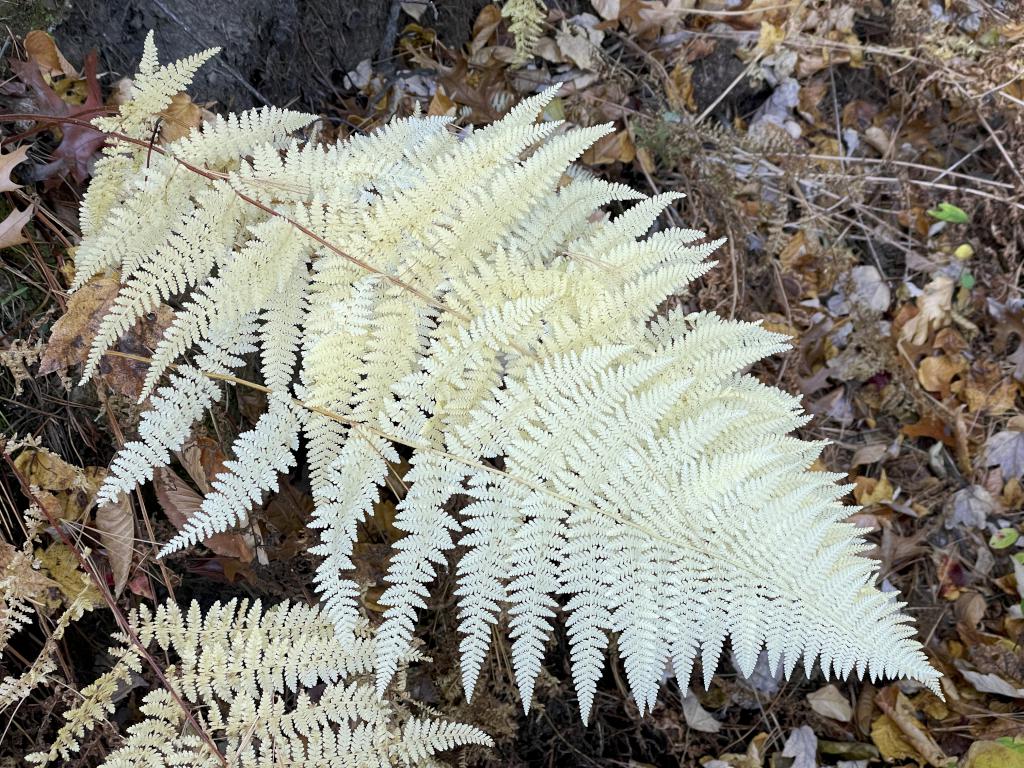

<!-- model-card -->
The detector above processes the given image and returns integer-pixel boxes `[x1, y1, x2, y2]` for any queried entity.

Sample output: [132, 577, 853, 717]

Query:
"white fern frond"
[70, 34, 943, 726]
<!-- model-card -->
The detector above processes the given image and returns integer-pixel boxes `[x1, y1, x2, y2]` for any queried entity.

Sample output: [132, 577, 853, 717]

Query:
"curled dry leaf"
[899, 275, 954, 347]
[94, 495, 134, 597]
[24, 30, 77, 78]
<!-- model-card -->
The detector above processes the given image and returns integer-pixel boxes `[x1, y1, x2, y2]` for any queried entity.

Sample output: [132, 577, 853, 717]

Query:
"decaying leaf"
[38, 272, 121, 376]
[34, 541, 103, 608]
[942, 487, 999, 528]
[94, 495, 134, 597]
[13, 446, 83, 491]
[153, 468, 254, 562]
[986, 429, 1024, 479]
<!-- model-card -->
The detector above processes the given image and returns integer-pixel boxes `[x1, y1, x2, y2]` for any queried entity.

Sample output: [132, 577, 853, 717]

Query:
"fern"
[26, 599, 491, 767]
[75, 34, 942, 722]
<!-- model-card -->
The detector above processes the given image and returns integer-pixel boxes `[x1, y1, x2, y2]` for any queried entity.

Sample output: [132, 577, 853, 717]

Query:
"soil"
[48, 0, 490, 111]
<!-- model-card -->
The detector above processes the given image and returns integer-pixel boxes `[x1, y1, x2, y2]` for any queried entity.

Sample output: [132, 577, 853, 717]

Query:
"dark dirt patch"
[51, 0, 490, 111]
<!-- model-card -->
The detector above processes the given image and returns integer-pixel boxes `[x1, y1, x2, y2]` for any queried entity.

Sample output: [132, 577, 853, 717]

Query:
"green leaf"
[960, 270, 976, 290]
[989, 528, 1019, 550]
[927, 202, 969, 224]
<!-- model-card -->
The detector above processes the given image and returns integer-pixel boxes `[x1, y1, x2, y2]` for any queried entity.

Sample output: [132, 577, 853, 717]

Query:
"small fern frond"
[27, 600, 491, 767]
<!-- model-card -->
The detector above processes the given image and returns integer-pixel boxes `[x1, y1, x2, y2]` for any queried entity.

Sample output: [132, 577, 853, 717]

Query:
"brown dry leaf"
[0, 205, 34, 248]
[0, 145, 30, 192]
[899, 275, 954, 347]
[470, 3, 503, 53]
[94, 495, 134, 597]
[24, 30, 77, 78]
[175, 435, 229, 495]
[963, 363, 1017, 414]
[754, 21, 786, 58]
[13, 446, 82, 491]
[158, 92, 203, 143]
[428, 88, 457, 117]
[38, 272, 120, 376]
[581, 130, 636, 165]
[917, 354, 965, 400]
[153, 467, 254, 562]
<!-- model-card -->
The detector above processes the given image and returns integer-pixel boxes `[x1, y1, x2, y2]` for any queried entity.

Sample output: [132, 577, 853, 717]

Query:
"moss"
[0, 0, 70, 39]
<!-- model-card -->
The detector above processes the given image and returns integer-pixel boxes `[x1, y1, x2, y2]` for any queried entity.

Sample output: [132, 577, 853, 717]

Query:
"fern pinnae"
[75, 35, 943, 728]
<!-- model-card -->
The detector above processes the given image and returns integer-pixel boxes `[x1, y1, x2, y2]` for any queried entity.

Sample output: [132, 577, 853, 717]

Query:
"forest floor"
[2, 1, 1024, 766]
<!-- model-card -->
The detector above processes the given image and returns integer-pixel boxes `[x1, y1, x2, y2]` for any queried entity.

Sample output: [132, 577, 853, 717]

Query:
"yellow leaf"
[13, 447, 82, 491]
[34, 542, 104, 609]
[755, 21, 786, 58]
[853, 471, 894, 506]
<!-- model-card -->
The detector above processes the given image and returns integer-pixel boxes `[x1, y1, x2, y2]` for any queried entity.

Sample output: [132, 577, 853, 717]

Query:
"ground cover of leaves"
[1, 2, 1023, 766]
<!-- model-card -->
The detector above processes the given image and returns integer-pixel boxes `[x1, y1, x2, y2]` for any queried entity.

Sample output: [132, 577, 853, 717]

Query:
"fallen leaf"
[153, 468, 254, 562]
[96, 303, 175, 399]
[853, 471, 893, 506]
[591, 0, 620, 19]
[34, 541, 103, 608]
[157, 92, 203, 143]
[0, 145, 30, 192]
[807, 684, 853, 722]
[13, 446, 82, 491]
[0, 205, 34, 248]
[581, 130, 635, 166]
[9, 51, 106, 185]
[781, 725, 818, 768]
[917, 354, 964, 400]
[899, 275, 954, 347]
[986, 430, 1024, 478]
[873, 687, 951, 768]
[945, 485, 997, 529]
[24, 30, 77, 78]
[957, 665, 1024, 698]
[95, 495, 134, 597]
[38, 272, 120, 376]
[962, 739, 1024, 768]
[682, 689, 721, 733]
